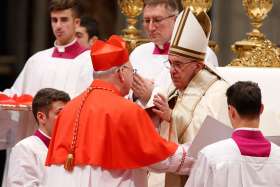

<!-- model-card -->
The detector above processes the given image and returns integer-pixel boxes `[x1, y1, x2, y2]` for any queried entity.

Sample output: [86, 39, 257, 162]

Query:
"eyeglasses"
[132, 68, 137, 74]
[169, 60, 194, 71]
[143, 15, 176, 26]
[122, 65, 137, 74]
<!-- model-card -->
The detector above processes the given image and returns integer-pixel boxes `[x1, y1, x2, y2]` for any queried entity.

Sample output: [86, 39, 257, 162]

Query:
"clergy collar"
[34, 129, 51, 147]
[54, 38, 77, 52]
[234, 127, 260, 132]
[153, 42, 170, 55]
[52, 39, 87, 59]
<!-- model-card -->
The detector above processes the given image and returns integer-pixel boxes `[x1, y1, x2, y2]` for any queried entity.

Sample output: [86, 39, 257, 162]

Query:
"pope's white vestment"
[160, 68, 231, 187]
[161, 69, 231, 144]
[130, 42, 221, 187]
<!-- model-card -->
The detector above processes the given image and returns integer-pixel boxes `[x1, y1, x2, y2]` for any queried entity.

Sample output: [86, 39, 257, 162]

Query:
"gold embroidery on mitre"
[170, 46, 206, 61]
[173, 9, 190, 46]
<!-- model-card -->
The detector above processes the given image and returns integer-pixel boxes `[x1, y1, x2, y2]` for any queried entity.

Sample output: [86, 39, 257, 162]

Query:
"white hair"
[93, 65, 123, 79]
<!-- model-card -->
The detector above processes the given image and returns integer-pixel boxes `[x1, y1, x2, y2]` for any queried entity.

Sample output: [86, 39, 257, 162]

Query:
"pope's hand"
[132, 73, 154, 104]
[152, 93, 172, 122]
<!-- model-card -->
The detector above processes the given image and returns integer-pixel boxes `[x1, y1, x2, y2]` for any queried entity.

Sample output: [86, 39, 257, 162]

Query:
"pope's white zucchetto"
[169, 8, 211, 61]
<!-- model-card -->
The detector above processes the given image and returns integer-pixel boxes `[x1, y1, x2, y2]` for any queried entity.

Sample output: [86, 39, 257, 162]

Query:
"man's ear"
[230, 105, 243, 121]
[197, 62, 205, 69]
[74, 18, 81, 27]
[228, 105, 236, 119]
[89, 36, 98, 46]
[193, 62, 204, 73]
[117, 68, 125, 83]
[36, 112, 47, 125]
[259, 103, 264, 115]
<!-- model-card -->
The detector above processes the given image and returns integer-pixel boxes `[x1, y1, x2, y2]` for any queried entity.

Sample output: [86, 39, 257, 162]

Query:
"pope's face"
[51, 9, 80, 45]
[143, 4, 176, 46]
[169, 54, 202, 91]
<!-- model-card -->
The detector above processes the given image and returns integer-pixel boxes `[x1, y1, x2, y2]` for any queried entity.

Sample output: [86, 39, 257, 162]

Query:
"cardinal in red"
[45, 35, 194, 187]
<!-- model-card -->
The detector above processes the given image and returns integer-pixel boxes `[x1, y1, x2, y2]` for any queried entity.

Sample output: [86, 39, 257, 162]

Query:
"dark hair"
[49, 0, 82, 18]
[80, 16, 99, 38]
[32, 88, 70, 121]
[226, 81, 262, 119]
[144, 0, 179, 12]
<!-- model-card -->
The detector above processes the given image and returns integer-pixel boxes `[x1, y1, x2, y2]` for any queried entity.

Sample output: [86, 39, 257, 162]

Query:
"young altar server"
[185, 81, 280, 187]
[7, 88, 70, 187]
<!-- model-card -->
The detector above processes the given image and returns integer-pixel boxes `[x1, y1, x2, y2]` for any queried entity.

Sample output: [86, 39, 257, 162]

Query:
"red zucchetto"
[91, 35, 129, 71]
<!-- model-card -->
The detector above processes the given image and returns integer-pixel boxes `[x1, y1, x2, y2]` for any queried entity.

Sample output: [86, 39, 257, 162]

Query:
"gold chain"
[64, 85, 115, 171]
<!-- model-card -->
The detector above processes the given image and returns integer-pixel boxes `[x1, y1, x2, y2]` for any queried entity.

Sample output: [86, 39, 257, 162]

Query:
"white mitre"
[169, 8, 211, 61]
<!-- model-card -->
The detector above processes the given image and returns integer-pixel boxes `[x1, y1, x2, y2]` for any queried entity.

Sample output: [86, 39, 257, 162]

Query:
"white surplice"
[185, 138, 280, 187]
[1, 40, 93, 145]
[1, 40, 93, 187]
[43, 144, 194, 187]
[6, 135, 48, 187]
[3, 40, 93, 99]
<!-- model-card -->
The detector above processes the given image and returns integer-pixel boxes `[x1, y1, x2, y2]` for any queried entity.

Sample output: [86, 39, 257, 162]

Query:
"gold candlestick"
[118, 0, 148, 52]
[243, 0, 272, 41]
[230, 0, 278, 67]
